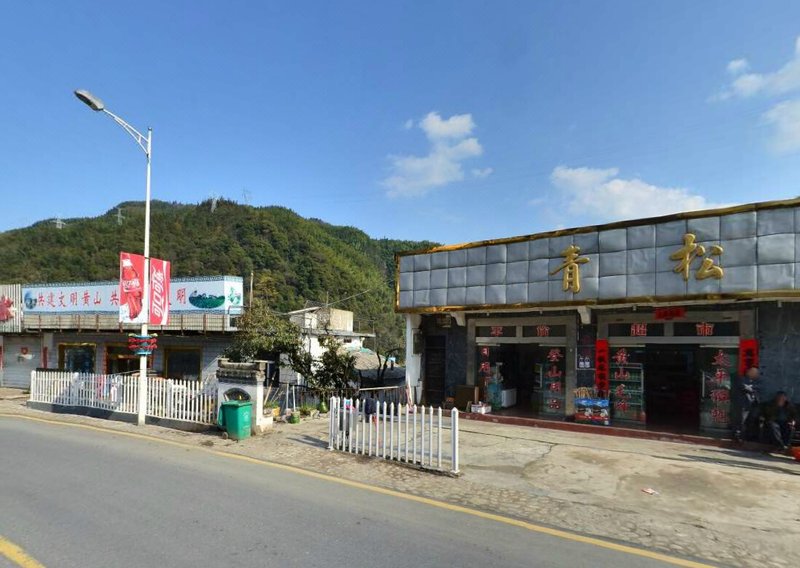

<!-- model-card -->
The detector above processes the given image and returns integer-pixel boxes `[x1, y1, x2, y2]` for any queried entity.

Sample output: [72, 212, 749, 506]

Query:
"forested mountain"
[0, 200, 437, 347]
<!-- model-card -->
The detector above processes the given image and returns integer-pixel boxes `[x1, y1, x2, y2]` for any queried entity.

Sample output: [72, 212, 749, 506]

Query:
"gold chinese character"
[669, 233, 704, 281]
[550, 244, 589, 293]
[696, 244, 724, 280]
[669, 233, 724, 281]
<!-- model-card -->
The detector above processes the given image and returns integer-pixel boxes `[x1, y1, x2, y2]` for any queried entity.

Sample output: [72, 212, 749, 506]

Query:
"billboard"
[22, 276, 243, 316]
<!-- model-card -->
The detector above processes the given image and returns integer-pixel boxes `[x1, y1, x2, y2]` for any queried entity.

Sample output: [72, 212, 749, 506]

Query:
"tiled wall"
[398, 207, 800, 310]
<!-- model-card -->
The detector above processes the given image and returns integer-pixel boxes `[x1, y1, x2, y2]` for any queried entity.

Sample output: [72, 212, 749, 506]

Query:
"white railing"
[29, 370, 218, 425]
[146, 376, 218, 424]
[328, 396, 459, 474]
[29, 370, 139, 414]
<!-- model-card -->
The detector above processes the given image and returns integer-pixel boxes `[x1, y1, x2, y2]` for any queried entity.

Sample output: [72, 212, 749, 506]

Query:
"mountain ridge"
[0, 199, 437, 346]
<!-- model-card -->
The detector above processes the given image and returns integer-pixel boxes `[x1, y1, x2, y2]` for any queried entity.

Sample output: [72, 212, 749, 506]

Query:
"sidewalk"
[1, 397, 797, 567]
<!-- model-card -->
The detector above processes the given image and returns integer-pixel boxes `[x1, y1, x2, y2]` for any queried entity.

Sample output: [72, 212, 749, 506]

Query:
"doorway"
[105, 344, 139, 375]
[645, 345, 700, 431]
[423, 336, 446, 405]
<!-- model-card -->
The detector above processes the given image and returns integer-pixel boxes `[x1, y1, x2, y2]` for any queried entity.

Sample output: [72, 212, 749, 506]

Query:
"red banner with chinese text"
[149, 257, 170, 326]
[595, 339, 610, 396]
[738, 339, 758, 376]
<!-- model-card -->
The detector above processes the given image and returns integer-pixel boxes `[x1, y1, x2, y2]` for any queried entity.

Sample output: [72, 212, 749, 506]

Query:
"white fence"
[328, 396, 459, 474]
[29, 371, 218, 425]
[30, 371, 139, 414]
[146, 376, 217, 424]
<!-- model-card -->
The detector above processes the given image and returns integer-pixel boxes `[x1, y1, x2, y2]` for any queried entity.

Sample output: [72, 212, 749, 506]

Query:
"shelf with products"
[608, 359, 645, 424]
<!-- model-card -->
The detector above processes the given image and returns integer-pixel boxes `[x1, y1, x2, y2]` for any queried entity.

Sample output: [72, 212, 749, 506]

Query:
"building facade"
[397, 199, 800, 434]
[0, 276, 243, 388]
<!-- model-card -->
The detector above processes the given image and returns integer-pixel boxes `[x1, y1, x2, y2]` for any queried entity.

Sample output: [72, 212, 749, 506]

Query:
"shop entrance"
[105, 344, 140, 375]
[644, 345, 700, 431]
[476, 343, 568, 418]
[423, 336, 446, 405]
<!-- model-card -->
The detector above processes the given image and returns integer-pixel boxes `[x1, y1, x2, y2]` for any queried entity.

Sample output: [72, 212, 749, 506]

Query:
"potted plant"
[264, 399, 281, 419]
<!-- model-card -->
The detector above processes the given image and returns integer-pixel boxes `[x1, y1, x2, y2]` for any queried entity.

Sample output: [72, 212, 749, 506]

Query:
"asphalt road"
[0, 416, 701, 568]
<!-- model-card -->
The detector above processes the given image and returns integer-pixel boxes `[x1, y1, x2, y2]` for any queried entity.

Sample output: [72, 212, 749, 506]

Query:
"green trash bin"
[218, 400, 252, 441]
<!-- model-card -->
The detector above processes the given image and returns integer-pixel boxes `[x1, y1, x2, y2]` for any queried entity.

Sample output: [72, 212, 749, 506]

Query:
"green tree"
[224, 300, 301, 362]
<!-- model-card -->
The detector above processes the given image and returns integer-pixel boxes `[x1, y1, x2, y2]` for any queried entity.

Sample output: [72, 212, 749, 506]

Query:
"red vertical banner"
[595, 339, 610, 397]
[119, 252, 146, 324]
[149, 258, 170, 326]
[738, 339, 759, 376]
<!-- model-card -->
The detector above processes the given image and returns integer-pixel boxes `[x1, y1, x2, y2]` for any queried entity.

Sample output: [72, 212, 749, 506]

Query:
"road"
[0, 416, 706, 568]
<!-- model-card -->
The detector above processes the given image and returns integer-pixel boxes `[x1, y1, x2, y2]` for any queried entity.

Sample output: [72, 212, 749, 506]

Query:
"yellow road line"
[0, 535, 46, 568]
[0, 412, 715, 568]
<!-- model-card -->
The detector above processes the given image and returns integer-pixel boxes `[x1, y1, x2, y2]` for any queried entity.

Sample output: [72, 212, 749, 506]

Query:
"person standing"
[761, 391, 796, 452]
[735, 366, 761, 441]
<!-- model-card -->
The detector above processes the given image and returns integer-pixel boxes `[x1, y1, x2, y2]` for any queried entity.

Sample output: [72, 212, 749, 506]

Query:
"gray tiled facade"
[398, 205, 800, 310]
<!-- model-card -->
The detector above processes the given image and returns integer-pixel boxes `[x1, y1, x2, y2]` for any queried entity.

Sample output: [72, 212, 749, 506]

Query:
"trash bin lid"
[221, 400, 252, 407]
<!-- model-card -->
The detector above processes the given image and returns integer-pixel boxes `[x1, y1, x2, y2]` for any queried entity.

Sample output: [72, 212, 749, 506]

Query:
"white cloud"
[763, 98, 800, 154]
[549, 166, 728, 223]
[383, 112, 489, 197]
[715, 36, 800, 154]
[403, 119, 414, 130]
[727, 58, 749, 75]
[716, 36, 800, 99]
[471, 167, 493, 179]
[419, 111, 476, 141]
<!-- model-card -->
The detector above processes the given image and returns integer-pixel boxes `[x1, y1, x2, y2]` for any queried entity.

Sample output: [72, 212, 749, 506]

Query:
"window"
[58, 343, 96, 373]
[164, 348, 202, 381]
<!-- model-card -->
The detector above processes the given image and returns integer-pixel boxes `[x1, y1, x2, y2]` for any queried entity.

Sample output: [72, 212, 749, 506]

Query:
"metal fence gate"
[328, 396, 459, 474]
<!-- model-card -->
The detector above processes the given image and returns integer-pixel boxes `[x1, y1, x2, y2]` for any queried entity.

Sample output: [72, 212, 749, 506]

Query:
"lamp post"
[75, 89, 152, 426]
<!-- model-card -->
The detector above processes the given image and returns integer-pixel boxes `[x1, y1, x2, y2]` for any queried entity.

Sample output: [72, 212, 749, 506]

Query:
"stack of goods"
[573, 387, 610, 426]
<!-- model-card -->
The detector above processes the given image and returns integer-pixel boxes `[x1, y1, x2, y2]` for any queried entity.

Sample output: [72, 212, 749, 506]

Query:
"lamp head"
[74, 89, 105, 112]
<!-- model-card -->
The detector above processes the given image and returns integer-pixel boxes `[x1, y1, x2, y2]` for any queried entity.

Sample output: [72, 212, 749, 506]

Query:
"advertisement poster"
[119, 252, 147, 324]
[148, 257, 170, 326]
[23, 276, 243, 316]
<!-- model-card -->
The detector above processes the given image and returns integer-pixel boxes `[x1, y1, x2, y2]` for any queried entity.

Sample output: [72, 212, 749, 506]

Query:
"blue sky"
[2, 2, 800, 245]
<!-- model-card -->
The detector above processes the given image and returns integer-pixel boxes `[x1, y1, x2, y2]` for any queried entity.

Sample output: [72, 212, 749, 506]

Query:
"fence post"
[437, 407, 442, 470]
[328, 397, 335, 450]
[354, 399, 361, 454]
[412, 405, 417, 464]
[420, 405, 426, 466]
[404, 404, 409, 462]
[381, 400, 387, 459]
[389, 403, 395, 460]
[451, 408, 460, 474]
[428, 405, 434, 467]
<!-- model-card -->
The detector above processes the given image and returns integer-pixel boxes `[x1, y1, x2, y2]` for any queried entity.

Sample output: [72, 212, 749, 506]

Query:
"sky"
[2, 1, 800, 245]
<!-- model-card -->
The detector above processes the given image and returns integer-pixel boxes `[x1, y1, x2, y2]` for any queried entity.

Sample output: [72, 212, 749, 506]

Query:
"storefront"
[398, 199, 800, 435]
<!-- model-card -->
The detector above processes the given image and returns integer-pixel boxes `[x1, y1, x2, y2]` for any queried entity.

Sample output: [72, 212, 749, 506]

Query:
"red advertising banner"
[119, 252, 146, 324]
[595, 339, 610, 396]
[738, 338, 759, 376]
[149, 257, 170, 326]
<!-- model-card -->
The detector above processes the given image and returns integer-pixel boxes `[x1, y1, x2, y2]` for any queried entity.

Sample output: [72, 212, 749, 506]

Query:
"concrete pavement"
[0, 415, 689, 568]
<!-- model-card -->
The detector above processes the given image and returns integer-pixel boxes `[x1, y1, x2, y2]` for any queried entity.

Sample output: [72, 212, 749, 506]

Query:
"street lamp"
[75, 89, 152, 427]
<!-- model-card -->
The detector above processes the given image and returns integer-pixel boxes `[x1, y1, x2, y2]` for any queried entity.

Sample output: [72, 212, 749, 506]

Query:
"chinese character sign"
[701, 348, 735, 429]
[669, 233, 724, 281]
[550, 244, 590, 293]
